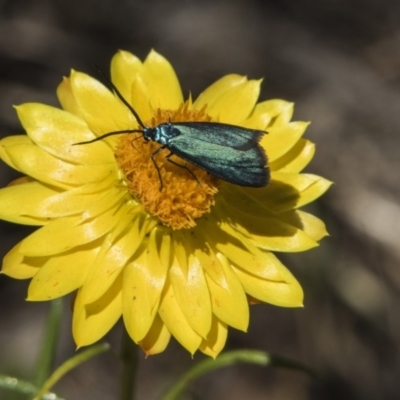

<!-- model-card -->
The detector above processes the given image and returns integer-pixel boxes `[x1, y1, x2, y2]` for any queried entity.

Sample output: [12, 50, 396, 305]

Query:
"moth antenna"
[94, 64, 147, 129]
[73, 129, 143, 145]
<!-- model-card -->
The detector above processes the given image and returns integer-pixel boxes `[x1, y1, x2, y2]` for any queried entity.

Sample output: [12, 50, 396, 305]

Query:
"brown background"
[1, 1, 400, 399]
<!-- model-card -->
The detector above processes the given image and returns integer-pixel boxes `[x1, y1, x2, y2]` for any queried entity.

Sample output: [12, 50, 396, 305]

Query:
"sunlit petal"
[138, 315, 171, 356]
[158, 279, 202, 354]
[73, 274, 122, 347]
[199, 317, 228, 358]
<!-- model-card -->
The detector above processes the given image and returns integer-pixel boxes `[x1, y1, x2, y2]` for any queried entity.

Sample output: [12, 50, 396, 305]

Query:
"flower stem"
[0, 374, 64, 400]
[34, 298, 63, 387]
[119, 329, 139, 400]
[33, 343, 110, 400]
[162, 349, 317, 400]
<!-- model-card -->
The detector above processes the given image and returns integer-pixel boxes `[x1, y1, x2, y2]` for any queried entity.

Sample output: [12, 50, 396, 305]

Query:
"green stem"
[0, 374, 64, 400]
[163, 349, 317, 400]
[163, 350, 270, 400]
[33, 343, 110, 400]
[34, 298, 63, 387]
[119, 329, 139, 400]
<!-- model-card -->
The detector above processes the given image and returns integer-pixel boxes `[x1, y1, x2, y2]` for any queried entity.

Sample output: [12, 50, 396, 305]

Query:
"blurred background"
[1, 0, 400, 399]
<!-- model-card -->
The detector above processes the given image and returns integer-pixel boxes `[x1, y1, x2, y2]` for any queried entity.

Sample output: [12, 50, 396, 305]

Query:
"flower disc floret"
[115, 102, 219, 230]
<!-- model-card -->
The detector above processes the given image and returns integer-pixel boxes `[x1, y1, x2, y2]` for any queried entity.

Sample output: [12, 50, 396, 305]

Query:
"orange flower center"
[115, 102, 220, 230]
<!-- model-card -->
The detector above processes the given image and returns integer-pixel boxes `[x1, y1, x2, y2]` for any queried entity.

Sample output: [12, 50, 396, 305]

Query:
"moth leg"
[130, 134, 144, 153]
[165, 152, 201, 187]
[150, 145, 167, 191]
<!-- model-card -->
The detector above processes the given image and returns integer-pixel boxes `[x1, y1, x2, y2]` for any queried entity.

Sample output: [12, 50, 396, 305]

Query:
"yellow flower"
[0, 50, 331, 357]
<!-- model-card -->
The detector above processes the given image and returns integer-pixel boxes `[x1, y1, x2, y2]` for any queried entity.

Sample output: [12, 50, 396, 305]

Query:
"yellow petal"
[16, 103, 114, 165]
[270, 173, 333, 211]
[0, 135, 32, 171]
[233, 265, 304, 307]
[1, 241, 41, 279]
[221, 216, 318, 253]
[199, 317, 227, 358]
[40, 179, 124, 221]
[256, 100, 294, 126]
[214, 198, 319, 252]
[228, 245, 287, 282]
[294, 175, 333, 208]
[169, 250, 212, 338]
[57, 76, 81, 117]
[182, 221, 229, 288]
[7, 176, 31, 185]
[110, 50, 143, 102]
[172, 230, 188, 271]
[129, 73, 154, 123]
[138, 315, 171, 356]
[203, 222, 283, 281]
[4, 142, 117, 188]
[143, 50, 184, 110]
[218, 184, 273, 220]
[144, 226, 171, 308]
[119, 224, 166, 342]
[122, 245, 160, 343]
[194, 74, 246, 110]
[158, 279, 202, 354]
[19, 203, 126, 256]
[38, 176, 120, 218]
[279, 210, 329, 242]
[243, 173, 332, 213]
[69, 70, 135, 137]
[73, 274, 122, 347]
[243, 99, 295, 130]
[191, 231, 228, 288]
[262, 121, 309, 162]
[27, 241, 101, 300]
[206, 79, 262, 124]
[242, 110, 272, 130]
[205, 253, 249, 331]
[79, 212, 149, 304]
[0, 180, 59, 225]
[269, 139, 315, 173]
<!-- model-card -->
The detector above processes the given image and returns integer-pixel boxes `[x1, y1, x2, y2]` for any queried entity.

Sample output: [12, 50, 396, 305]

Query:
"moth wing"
[167, 124, 269, 187]
[173, 122, 265, 149]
